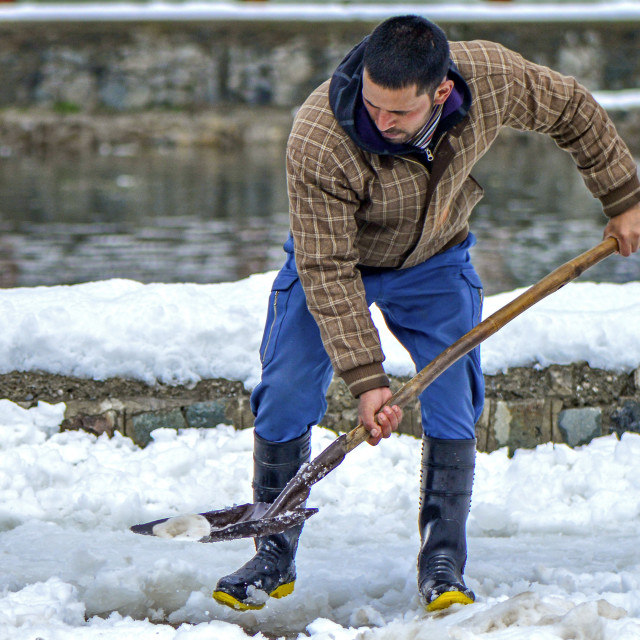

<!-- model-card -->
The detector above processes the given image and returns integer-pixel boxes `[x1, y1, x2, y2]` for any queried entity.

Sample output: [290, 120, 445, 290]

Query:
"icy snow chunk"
[0, 400, 65, 448]
[149, 427, 179, 443]
[349, 605, 385, 628]
[244, 585, 270, 608]
[469, 502, 515, 536]
[458, 591, 573, 633]
[306, 618, 358, 639]
[0, 578, 85, 628]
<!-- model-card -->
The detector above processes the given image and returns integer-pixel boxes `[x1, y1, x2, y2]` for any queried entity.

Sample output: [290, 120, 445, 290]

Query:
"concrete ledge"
[1, 3, 639, 25]
[1, 363, 638, 451]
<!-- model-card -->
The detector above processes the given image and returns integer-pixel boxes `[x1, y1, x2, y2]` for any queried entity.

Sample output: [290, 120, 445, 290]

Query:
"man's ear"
[433, 79, 454, 105]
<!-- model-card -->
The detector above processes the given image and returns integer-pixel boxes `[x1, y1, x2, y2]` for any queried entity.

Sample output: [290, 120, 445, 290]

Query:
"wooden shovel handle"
[344, 236, 619, 452]
[270, 237, 618, 515]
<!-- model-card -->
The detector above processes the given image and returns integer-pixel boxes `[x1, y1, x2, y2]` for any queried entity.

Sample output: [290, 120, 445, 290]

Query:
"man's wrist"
[601, 174, 640, 218]
[341, 363, 389, 398]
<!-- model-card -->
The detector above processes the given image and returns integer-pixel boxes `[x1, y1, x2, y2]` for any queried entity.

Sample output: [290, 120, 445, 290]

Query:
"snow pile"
[0, 275, 272, 387]
[474, 281, 640, 376]
[1, 401, 640, 638]
[1, 276, 640, 389]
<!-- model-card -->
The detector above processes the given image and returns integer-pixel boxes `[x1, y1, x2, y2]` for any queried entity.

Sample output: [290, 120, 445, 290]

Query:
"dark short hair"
[363, 15, 450, 96]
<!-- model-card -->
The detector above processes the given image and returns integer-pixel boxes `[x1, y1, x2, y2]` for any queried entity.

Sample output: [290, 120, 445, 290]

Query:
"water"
[0, 134, 638, 295]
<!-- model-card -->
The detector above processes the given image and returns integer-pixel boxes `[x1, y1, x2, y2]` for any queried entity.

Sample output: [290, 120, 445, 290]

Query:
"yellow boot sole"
[426, 590, 474, 612]
[213, 581, 295, 611]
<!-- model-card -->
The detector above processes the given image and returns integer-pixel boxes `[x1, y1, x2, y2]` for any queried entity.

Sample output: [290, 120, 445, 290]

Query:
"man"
[213, 16, 640, 612]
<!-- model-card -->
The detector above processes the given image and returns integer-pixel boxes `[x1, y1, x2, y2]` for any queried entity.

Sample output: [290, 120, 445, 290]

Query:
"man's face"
[362, 69, 452, 144]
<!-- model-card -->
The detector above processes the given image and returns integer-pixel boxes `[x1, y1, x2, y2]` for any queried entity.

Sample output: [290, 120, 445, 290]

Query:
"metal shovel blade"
[130, 501, 318, 543]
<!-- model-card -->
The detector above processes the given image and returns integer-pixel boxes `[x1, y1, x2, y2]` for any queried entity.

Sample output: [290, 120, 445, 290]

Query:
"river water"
[0, 134, 638, 295]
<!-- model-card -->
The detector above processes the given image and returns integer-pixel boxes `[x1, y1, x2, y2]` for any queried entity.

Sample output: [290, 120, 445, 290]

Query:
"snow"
[2, 402, 640, 638]
[2, 2, 640, 24]
[0, 272, 639, 638]
[1, 4, 639, 636]
[0, 276, 272, 387]
[1, 275, 639, 388]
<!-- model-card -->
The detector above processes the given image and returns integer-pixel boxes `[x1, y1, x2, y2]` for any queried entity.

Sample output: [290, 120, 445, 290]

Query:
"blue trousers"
[251, 234, 484, 443]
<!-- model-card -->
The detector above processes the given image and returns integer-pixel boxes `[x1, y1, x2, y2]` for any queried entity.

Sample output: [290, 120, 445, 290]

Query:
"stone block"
[634, 368, 640, 391]
[489, 399, 554, 452]
[475, 399, 492, 452]
[610, 400, 640, 437]
[397, 401, 422, 439]
[491, 401, 511, 449]
[549, 398, 564, 444]
[184, 401, 226, 429]
[557, 408, 602, 447]
[224, 396, 255, 430]
[60, 410, 117, 437]
[389, 377, 422, 439]
[546, 365, 574, 397]
[64, 399, 125, 434]
[129, 409, 187, 447]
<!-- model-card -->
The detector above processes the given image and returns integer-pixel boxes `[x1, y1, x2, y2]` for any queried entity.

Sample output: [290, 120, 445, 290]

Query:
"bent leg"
[367, 237, 482, 611]
[373, 248, 484, 439]
[250, 265, 334, 443]
[215, 245, 333, 610]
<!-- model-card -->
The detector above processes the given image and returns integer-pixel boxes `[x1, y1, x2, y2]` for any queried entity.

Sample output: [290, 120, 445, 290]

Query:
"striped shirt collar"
[407, 102, 445, 150]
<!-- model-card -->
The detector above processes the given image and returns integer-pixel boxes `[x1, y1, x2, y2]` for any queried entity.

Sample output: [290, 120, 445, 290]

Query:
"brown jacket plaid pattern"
[286, 39, 640, 397]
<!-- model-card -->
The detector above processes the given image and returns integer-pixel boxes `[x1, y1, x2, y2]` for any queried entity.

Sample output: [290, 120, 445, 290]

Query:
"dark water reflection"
[0, 134, 638, 294]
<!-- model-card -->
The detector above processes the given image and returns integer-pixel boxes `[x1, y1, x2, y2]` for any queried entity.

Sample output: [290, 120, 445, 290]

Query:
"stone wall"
[0, 18, 639, 112]
[323, 363, 640, 452]
[0, 18, 639, 153]
[1, 366, 639, 452]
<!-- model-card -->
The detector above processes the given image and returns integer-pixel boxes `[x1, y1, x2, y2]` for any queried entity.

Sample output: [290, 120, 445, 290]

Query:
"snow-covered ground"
[1, 267, 640, 638]
[2, 401, 640, 639]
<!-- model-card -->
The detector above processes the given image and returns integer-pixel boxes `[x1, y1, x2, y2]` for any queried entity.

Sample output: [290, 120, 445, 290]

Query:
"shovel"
[131, 236, 618, 543]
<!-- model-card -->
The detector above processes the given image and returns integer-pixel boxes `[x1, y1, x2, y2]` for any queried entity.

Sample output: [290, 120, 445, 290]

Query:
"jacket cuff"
[601, 173, 640, 217]
[341, 363, 390, 398]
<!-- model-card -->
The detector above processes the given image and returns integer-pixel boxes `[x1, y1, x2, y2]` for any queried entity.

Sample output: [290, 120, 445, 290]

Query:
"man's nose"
[376, 110, 395, 131]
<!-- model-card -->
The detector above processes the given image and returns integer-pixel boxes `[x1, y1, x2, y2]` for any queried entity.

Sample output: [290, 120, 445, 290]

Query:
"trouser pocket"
[259, 270, 299, 367]
[460, 269, 484, 327]
[459, 269, 484, 374]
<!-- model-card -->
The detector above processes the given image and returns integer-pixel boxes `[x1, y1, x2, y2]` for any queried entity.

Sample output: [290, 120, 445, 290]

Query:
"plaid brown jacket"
[286, 39, 640, 397]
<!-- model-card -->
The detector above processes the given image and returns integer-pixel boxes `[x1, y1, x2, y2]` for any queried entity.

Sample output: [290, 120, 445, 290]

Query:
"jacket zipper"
[400, 133, 446, 171]
[398, 134, 454, 237]
[426, 133, 446, 163]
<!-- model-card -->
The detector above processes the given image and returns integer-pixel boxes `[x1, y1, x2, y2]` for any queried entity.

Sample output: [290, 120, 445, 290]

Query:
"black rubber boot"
[418, 436, 476, 612]
[213, 429, 311, 610]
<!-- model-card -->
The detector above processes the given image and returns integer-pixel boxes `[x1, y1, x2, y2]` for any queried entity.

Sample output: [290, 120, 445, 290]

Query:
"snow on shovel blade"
[130, 502, 318, 543]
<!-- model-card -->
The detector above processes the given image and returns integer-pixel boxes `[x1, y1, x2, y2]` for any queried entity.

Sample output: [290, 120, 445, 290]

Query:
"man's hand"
[604, 203, 640, 256]
[358, 387, 403, 446]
